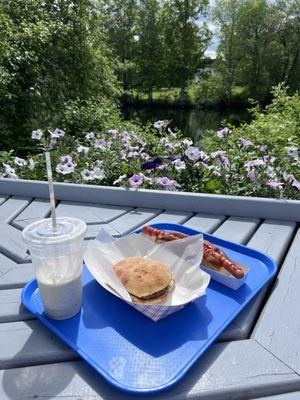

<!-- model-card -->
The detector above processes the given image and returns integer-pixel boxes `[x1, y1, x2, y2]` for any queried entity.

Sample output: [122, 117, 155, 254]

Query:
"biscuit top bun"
[113, 256, 171, 298]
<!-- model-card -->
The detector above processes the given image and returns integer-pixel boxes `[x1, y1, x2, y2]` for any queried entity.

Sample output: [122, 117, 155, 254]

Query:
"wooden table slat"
[0, 263, 34, 290]
[212, 216, 261, 244]
[0, 195, 8, 206]
[145, 210, 193, 226]
[183, 213, 226, 233]
[11, 198, 51, 230]
[0, 223, 31, 263]
[255, 393, 300, 400]
[0, 289, 32, 322]
[56, 201, 133, 224]
[0, 196, 31, 224]
[252, 227, 300, 375]
[0, 340, 298, 400]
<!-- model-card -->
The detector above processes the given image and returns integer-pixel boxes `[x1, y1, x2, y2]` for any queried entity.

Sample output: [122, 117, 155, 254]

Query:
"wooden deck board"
[0, 340, 298, 399]
[252, 227, 300, 375]
[0, 196, 31, 224]
[11, 198, 51, 230]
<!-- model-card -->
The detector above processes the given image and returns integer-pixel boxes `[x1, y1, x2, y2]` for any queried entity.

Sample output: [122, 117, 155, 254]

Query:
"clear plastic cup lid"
[22, 217, 86, 246]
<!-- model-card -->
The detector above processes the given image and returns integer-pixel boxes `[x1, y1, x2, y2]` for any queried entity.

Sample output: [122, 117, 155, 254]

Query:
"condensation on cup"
[23, 217, 86, 320]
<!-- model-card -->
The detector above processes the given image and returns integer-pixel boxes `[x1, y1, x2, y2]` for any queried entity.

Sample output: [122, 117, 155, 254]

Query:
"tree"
[162, 0, 211, 101]
[104, 0, 138, 92]
[0, 0, 119, 150]
[135, 0, 164, 100]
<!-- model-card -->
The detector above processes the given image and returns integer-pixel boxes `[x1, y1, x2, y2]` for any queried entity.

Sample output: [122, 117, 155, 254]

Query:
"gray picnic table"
[0, 179, 300, 400]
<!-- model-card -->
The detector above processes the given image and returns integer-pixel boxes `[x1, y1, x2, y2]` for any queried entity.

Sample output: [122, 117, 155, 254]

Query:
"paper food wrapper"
[84, 229, 210, 321]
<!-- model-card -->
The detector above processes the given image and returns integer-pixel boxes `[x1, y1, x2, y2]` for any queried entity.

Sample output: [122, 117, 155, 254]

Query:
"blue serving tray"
[21, 223, 277, 394]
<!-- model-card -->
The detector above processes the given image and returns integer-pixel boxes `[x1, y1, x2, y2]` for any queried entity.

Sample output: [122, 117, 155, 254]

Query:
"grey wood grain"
[0, 289, 33, 322]
[0, 253, 16, 270]
[56, 201, 132, 224]
[213, 216, 260, 244]
[0, 195, 8, 206]
[0, 320, 77, 370]
[0, 263, 34, 289]
[0, 224, 31, 263]
[11, 198, 51, 230]
[183, 213, 226, 233]
[85, 224, 120, 240]
[252, 227, 300, 374]
[256, 393, 300, 400]
[0, 196, 31, 223]
[145, 210, 193, 225]
[2, 179, 300, 221]
[0, 340, 299, 399]
[108, 207, 162, 236]
[231, 219, 297, 338]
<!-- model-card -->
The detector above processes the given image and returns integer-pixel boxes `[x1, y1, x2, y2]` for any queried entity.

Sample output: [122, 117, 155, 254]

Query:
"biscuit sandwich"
[113, 256, 174, 304]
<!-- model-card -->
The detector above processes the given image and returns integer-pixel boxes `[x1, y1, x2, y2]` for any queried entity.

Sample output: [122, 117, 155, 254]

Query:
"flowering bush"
[1, 86, 299, 200]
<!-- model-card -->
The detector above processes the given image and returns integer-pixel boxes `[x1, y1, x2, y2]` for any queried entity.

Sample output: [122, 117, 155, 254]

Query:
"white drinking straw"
[45, 152, 57, 232]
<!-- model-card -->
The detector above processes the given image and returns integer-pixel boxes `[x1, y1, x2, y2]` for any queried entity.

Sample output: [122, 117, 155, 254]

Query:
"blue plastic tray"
[21, 223, 277, 394]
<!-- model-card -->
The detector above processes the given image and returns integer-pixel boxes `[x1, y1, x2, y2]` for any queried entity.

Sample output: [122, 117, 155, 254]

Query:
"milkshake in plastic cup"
[22, 217, 86, 319]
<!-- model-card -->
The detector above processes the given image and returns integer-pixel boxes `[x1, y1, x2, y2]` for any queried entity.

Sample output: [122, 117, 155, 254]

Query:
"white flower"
[31, 129, 43, 140]
[61, 155, 72, 163]
[3, 163, 18, 179]
[173, 159, 186, 171]
[77, 145, 89, 155]
[182, 139, 193, 147]
[51, 128, 65, 138]
[28, 159, 36, 171]
[286, 146, 298, 158]
[185, 146, 201, 161]
[81, 169, 95, 181]
[56, 163, 74, 175]
[113, 174, 127, 185]
[94, 167, 105, 180]
[85, 132, 95, 140]
[14, 157, 27, 166]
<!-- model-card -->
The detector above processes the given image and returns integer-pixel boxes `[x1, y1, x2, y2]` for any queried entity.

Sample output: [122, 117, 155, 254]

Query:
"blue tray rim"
[21, 222, 277, 394]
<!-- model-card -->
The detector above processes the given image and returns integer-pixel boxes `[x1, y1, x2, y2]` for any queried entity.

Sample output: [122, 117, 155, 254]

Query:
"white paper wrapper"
[84, 229, 210, 321]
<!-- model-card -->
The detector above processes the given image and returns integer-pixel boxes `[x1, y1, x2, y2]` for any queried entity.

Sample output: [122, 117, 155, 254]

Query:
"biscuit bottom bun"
[113, 256, 175, 304]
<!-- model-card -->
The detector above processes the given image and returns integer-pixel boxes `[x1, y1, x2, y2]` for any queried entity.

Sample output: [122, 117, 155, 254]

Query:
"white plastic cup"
[22, 217, 86, 319]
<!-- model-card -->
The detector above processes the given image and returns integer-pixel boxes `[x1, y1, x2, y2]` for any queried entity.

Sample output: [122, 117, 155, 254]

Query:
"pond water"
[122, 106, 251, 143]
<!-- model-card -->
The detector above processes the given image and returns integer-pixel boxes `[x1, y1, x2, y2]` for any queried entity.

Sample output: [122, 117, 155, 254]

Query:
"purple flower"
[122, 131, 130, 139]
[141, 157, 162, 171]
[128, 174, 144, 188]
[263, 155, 276, 164]
[81, 169, 95, 181]
[158, 164, 166, 171]
[211, 151, 229, 166]
[49, 139, 57, 149]
[239, 137, 253, 147]
[247, 170, 256, 182]
[94, 139, 106, 150]
[31, 129, 42, 140]
[108, 129, 118, 137]
[93, 167, 105, 181]
[113, 174, 127, 185]
[51, 128, 65, 138]
[292, 180, 300, 192]
[244, 159, 265, 170]
[216, 127, 231, 138]
[185, 146, 201, 161]
[260, 145, 268, 151]
[140, 152, 150, 161]
[128, 151, 139, 159]
[199, 151, 209, 162]
[61, 155, 73, 163]
[286, 146, 298, 158]
[173, 159, 186, 171]
[14, 157, 27, 166]
[154, 177, 181, 190]
[56, 162, 75, 175]
[153, 120, 168, 130]
[85, 132, 95, 140]
[267, 180, 283, 190]
[77, 145, 89, 155]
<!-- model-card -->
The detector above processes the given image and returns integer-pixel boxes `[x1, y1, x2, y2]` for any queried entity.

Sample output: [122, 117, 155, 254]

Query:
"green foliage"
[0, 0, 119, 152]
[194, 73, 224, 105]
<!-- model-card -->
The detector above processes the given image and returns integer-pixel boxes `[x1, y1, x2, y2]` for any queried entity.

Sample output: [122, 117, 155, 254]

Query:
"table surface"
[0, 187, 299, 400]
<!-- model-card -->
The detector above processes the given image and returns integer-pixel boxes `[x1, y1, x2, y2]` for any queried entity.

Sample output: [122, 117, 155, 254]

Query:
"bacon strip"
[142, 226, 244, 279]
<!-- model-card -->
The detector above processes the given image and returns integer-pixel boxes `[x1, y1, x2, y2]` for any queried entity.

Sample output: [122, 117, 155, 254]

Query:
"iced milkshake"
[22, 217, 86, 319]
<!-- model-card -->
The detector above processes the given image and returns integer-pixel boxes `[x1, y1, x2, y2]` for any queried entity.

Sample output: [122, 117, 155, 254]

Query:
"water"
[122, 106, 251, 143]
